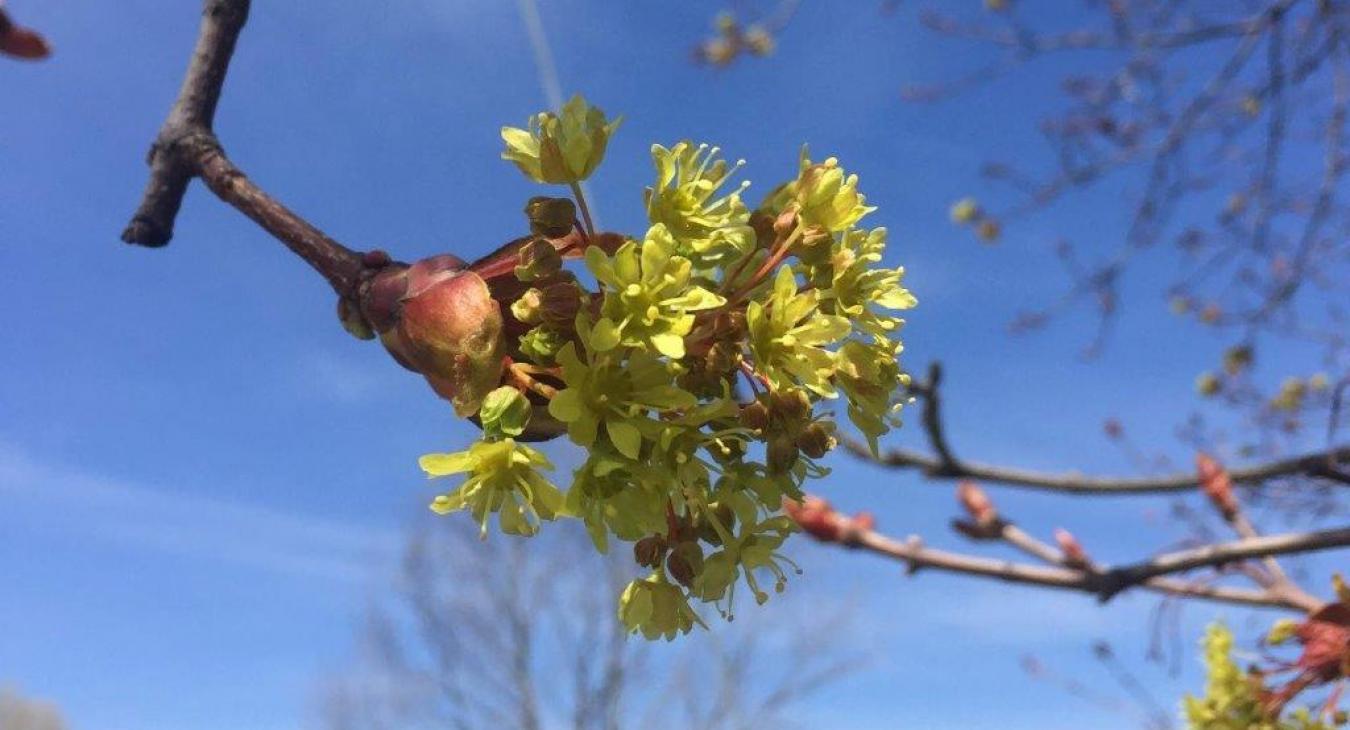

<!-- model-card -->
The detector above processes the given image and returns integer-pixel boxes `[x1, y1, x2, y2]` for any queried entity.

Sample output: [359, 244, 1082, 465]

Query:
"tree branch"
[951, 484, 1324, 612]
[792, 497, 1346, 611]
[849, 360, 1350, 494]
[195, 141, 363, 295]
[120, 0, 367, 301]
[846, 525, 1336, 611]
[845, 438, 1350, 495]
[123, 0, 250, 248]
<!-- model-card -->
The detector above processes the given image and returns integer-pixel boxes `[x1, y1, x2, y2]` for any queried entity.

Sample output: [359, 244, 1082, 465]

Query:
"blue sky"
[1, 2, 1341, 729]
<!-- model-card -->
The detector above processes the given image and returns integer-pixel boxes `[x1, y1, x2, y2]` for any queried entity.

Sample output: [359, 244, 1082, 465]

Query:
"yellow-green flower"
[618, 572, 703, 640]
[420, 438, 562, 537]
[547, 338, 695, 459]
[746, 266, 850, 396]
[793, 150, 875, 232]
[565, 449, 667, 551]
[585, 225, 725, 359]
[1183, 623, 1336, 730]
[835, 339, 908, 454]
[501, 94, 622, 184]
[820, 227, 917, 340]
[645, 141, 754, 268]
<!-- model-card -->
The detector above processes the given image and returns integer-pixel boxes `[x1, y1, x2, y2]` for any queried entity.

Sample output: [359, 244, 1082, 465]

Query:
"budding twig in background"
[0, 1, 51, 60]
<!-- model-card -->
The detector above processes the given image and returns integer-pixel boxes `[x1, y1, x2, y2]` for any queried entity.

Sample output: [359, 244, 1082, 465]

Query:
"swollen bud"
[666, 542, 704, 587]
[739, 401, 770, 432]
[795, 421, 837, 459]
[398, 263, 506, 417]
[514, 236, 564, 281]
[769, 388, 811, 424]
[524, 197, 577, 239]
[511, 289, 545, 325]
[633, 535, 667, 569]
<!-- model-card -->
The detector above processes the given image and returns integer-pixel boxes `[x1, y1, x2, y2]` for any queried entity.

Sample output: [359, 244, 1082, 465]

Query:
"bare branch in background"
[847, 362, 1350, 494]
[316, 523, 861, 730]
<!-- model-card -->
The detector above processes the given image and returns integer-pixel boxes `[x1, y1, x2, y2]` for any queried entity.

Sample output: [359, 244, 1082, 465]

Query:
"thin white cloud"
[0, 444, 400, 583]
[297, 349, 388, 405]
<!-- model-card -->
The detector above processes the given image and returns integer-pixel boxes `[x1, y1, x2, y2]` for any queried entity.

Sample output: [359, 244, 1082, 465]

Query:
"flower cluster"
[394, 95, 914, 639]
[1184, 623, 1344, 729]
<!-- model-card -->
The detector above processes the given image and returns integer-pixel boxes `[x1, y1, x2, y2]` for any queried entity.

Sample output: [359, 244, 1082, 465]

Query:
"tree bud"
[666, 542, 704, 587]
[524, 197, 577, 238]
[633, 535, 667, 569]
[398, 267, 506, 417]
[769, 388, 811, 424]
[511, 288, 545, 325]
[739, 401, 770, 432]
[514, 236, 564, 281]
[795, 421, 837, 459]
[337, 297, 374, 340]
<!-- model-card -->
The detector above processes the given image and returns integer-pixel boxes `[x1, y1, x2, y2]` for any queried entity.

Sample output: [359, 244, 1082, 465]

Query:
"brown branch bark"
[848, 360, 1350, 494]
[845, 436, 1350, 495]
[834, 522, 1347, 611]
[123, 0, 250, 248]
[965, 510, 1323, 613]
[121, 0, 365, 299]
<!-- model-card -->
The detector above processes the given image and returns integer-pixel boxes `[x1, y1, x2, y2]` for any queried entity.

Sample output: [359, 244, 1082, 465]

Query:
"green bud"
[514, 237, 564, 281]
[795, 421, 837, 459]
[518, 326, 568, 365]
[511, 288, 545, 324]
[524, 197, 577, 239]
[949, 197, 980, 224]
[479, 386, 532, 439]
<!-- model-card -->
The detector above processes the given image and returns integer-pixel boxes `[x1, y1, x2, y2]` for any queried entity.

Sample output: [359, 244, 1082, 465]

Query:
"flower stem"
[569, 181, 596, 237]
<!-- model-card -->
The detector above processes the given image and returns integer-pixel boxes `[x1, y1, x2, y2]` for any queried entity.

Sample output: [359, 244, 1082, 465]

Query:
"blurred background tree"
[315, 522, 858, 730]
[0, 688, 68, 730]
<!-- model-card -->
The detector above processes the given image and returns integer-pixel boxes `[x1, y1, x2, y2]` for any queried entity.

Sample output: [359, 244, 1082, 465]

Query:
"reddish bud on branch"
[1197, 452, 1239, 520]
[957, 480, 998, 525]
[0, 6, 52, 60]
[1054, 528, 1090, 568]
[783, 495, 874, 545]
